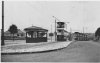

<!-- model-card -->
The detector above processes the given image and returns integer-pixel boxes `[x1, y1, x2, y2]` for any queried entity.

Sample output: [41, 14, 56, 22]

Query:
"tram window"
[57, 22, 65, 28]
[57, 30, 63, 32]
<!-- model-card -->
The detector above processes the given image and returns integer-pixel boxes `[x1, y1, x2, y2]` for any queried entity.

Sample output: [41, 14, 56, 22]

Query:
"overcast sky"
[1, 1, 100, 33]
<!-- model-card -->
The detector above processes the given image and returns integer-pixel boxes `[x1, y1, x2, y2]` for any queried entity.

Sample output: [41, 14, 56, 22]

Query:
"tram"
[56, 22, 69, 41]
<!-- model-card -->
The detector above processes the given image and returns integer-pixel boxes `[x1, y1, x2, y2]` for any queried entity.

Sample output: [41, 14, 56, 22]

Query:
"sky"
[0, 1, 100, 33]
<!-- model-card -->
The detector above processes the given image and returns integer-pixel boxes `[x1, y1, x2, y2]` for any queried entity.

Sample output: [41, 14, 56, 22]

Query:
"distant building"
[17, 29, 26, 38]
[73, 32, 89, 41]
[4, 29, 26, 40]
[4, 30, 11, 37]
[85, 33, 95, 40]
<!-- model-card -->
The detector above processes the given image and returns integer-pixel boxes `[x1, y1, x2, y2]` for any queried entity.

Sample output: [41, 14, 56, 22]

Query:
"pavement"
[1, 41, 72, 54]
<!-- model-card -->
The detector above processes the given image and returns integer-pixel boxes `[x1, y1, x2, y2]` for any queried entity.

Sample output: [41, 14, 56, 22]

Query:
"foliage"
[95, 27, 100, 41]
[8, 24, 18, 34]
[95, 27, 100, 37]
[8, 24, 18, 41]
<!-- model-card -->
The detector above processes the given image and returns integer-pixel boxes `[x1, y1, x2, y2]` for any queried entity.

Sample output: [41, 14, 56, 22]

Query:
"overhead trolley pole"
[1, 1, 5, 45]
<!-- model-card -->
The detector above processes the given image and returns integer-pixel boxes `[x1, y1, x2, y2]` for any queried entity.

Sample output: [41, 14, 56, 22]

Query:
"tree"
[8, 24, 18, 41]
[95, 27, 100, 41]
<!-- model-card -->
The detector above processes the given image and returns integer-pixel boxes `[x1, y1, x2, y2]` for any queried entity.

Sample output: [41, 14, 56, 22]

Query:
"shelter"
[24, 26, 48, 43]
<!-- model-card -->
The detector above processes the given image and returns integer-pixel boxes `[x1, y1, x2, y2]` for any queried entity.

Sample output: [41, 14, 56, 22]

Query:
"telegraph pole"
[53, 16, 57, 42]
[1, 1, 4, 45]
[70, 27, 72, 33]
[65, 22, 70, 31]
[70, 27, 72, 41]
[51, 24, 52, 42]
[83, 27, 84, 33]
[55, 19, 56, 41]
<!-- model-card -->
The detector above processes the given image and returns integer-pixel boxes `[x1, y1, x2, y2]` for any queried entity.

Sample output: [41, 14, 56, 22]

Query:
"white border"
[1, 0, 100, 1]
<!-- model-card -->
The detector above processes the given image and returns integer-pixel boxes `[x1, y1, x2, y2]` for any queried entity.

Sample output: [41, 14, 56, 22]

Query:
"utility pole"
[70, 27, 72, 41]
[1, 1, 4, 45]
[65, 22, 70, 31]
[51, 24, 52, 42]
[65, 22, 69, 41]
[55, 19, 56, 41]
[70, 27, 72, 33]
[52, 16, 58, 42]
[51, 25, 52, 33]
[83, 27, 84, 33]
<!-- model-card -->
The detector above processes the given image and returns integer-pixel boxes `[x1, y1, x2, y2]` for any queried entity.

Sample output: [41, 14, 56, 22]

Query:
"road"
[1, 41, 100, 62]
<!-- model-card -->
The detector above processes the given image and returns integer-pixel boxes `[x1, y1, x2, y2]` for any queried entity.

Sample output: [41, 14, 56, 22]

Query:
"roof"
[4, 31, 10, 34]
[24, 26, 48, 32]
[17, 29, 25, 34]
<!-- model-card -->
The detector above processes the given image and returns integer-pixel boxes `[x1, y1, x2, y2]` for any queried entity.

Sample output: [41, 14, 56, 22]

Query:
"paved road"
[1, 41, 100, 62]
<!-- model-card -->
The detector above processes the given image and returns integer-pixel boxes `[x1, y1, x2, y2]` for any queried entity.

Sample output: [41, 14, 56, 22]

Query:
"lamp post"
[51, 24, 52, 42]
[52, 16, 57, 42]
[65, 22, 70, 31]
[83, 27, 84, 33]
[55, 19, 57, 41]
[65, 22, 70, 41]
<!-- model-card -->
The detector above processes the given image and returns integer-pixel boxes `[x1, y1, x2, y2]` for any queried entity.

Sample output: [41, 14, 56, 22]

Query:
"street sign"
[49, 33, 53, 36]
